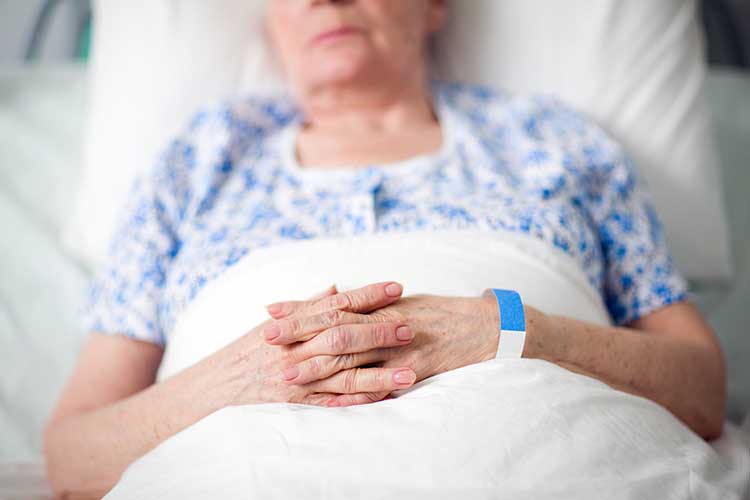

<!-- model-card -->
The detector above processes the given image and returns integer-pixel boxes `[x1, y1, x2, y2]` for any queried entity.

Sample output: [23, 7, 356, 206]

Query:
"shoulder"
[434, 80, 620, 153]
[179, 94, 299, 156]
[134, 94, 299, 224]
[147, 94, 297, 180]
[436, 80, 635, 193]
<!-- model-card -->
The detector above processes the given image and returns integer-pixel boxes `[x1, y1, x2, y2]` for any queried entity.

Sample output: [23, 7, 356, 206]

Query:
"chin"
[309, 47, 377, 88]
[318, 65, 367, 86]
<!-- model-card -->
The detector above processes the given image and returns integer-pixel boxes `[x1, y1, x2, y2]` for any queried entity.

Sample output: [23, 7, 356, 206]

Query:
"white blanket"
[108, 230, 750, 499]
[156, 230, 610, 379]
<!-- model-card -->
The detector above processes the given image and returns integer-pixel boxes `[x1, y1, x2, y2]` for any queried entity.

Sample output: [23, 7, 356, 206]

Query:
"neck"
[297, 73, 436, 136]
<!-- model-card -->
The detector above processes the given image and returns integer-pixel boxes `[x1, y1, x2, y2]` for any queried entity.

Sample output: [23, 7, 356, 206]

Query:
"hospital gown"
[82, 81, 688, 346]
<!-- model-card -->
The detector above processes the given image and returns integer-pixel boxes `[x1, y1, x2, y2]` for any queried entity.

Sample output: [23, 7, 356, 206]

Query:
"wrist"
[477, 292, 548, 360]
[476, 293, 501, 361]
[519, 305, 547, 359]
[192, 338, 259, 410]
[148, 352, 238, 436]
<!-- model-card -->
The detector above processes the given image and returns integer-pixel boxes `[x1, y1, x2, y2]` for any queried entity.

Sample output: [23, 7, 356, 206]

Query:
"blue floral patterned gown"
[82, 81, 688, 346]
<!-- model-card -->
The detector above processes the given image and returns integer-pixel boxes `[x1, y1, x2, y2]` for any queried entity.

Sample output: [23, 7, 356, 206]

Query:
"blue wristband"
[488, 289, 526, 359]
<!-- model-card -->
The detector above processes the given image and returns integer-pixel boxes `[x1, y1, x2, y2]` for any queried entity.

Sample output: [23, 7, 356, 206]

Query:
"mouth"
[310, 26, 364, 46]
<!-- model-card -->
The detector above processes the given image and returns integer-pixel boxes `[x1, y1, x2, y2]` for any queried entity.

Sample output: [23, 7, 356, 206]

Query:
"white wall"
[0, 0, 85, 63]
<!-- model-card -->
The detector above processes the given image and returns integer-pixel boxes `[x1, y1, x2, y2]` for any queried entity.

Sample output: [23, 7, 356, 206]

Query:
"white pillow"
[434, 0, 732, 283]
[65, 0, 282, 269]
[67, 0, 732, 282]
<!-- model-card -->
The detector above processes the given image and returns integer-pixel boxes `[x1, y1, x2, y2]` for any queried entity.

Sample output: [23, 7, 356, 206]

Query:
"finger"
[310, 281, 405, 315]
[300, 392, 339, 407]
[300, 391, 387, 408]
[290, 323, 413, 360]
[265, 284, 338, 319]
[326, 391, 391, 407]
[306, 367, 416, 394]
[265, 281, 403, 319]
[282, 349, 389, 385]
[264, 309, 372, 345]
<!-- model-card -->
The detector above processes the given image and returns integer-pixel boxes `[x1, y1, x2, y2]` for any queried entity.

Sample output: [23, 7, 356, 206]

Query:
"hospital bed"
[1, 1, 750, 494]
[1, 59, 748, 500]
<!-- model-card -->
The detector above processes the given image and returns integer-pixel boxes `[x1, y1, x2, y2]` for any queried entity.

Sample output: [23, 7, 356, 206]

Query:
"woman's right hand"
[214, 282, 417, 407]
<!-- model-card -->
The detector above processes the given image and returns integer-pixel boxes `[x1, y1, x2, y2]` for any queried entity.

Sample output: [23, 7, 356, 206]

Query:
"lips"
[310, 26, 363, 46]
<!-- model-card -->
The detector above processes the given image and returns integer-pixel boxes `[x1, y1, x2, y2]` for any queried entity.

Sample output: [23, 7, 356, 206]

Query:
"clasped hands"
[258, 281, 501, 408]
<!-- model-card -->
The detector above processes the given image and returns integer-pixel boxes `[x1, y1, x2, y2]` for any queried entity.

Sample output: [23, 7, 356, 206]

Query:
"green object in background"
[77, 18, 91, 61]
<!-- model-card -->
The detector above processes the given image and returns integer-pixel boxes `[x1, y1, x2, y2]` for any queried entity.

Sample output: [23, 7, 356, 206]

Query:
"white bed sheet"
[109, 229, 750, 499]
[110, 365, 750, 500]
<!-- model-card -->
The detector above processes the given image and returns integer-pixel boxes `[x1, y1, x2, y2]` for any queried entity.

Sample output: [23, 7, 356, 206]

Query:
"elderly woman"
[44, 0, 726, 497]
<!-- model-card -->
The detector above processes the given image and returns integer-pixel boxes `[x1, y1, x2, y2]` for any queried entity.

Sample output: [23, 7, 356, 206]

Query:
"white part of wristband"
[486, 288, 527, 359]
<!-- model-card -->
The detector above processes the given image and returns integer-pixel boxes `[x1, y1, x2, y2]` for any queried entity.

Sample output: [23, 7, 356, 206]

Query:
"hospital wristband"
[486, 289, 526, 359]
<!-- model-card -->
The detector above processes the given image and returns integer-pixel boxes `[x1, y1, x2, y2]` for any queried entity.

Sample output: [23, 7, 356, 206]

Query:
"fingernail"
[265, 303, 282, 315]
[395, 325, 413, 341]
[385, 282, 403, 297]
[393, 369, 416, 386]
[282, 366, 299, 381]
[264, 324, 281, 341]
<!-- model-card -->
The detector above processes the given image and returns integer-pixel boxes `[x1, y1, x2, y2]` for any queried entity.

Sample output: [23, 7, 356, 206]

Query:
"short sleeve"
[573, 116, 689, 325]
[80, 129, 196, 346]
[79, 97, 297, 345]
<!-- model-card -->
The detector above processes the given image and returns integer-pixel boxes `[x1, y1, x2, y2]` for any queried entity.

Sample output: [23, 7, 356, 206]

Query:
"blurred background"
[0, 0, 748, 467]
[2, 0, 749, 65]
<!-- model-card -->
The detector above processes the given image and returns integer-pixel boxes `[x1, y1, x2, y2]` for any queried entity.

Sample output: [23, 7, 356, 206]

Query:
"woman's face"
[267, 0, 445, 96]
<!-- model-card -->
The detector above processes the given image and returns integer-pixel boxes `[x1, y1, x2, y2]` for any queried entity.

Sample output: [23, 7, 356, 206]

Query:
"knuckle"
[388, 309, 407, 323]
[336, 353, 356, 369]
[305, 358, 320, 377]
[365, 392, 383, 403]
[374, 370, 387, 390]
[331, 328, 351, 353]
[369, 308, 402, 324]
[343, 369, 359, 393]
[306, 357, 322, 378]
[354, 286, 378, 310]
[301, 394, 318, 406]
[332, 308, 346, 323]
[368, 284, 383, 301]
[330, 293, 353, 311]
[287, 317, 302, 337]
[335, 328, 352, 354]
[321, 309, 342, 328]
[323, 356, 343, 378]
[352, 290, 370, 310]
[372, 324, 388, 347]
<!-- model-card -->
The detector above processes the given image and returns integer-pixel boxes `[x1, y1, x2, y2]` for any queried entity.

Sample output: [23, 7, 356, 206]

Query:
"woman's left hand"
[264, 284, 501, 406]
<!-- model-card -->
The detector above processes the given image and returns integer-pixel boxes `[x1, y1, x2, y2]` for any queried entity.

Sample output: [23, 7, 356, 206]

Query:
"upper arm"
[629, 301, 723, 354]
[48, 333, 164, 425]
[80, 100, 279, 346]
[552, 102, 689, 327]
[513, 96, 690, 327]
[80, 144, 191, 346]
[629, 301, 727, 427]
